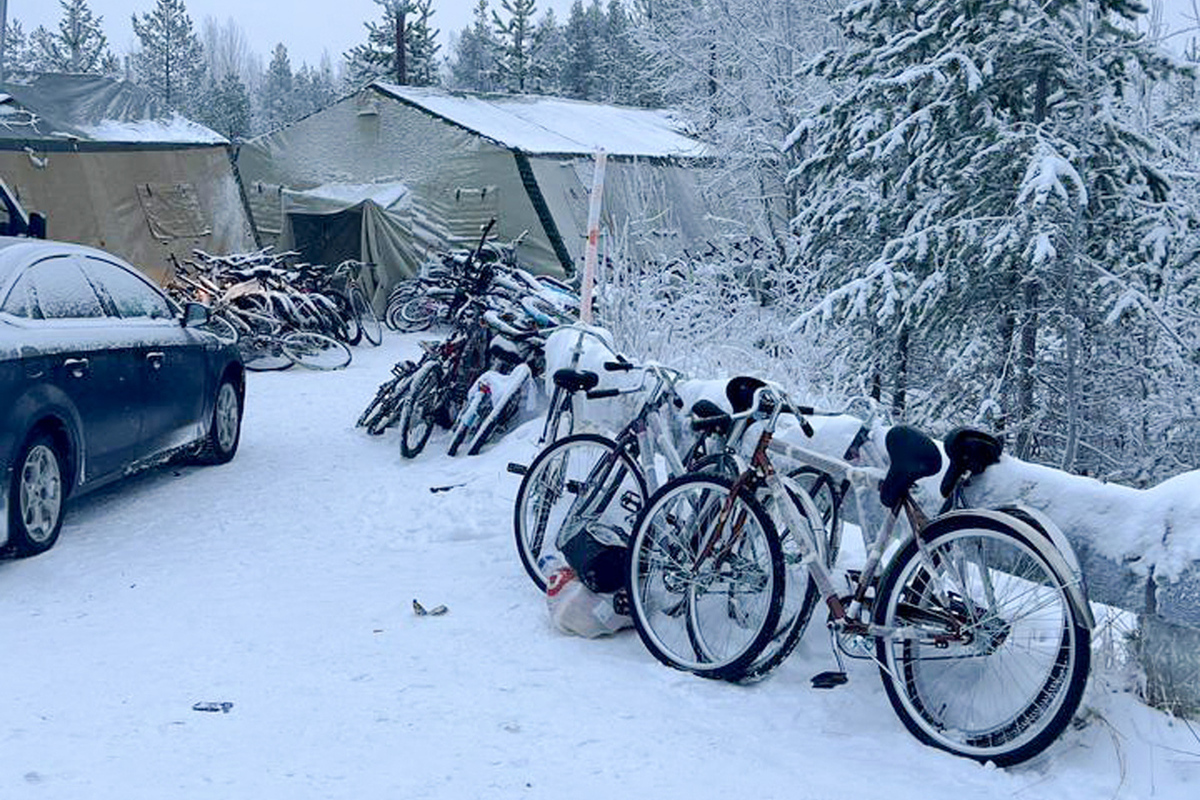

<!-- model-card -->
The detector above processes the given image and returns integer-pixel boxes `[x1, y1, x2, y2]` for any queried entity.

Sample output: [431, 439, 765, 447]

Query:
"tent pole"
[580, 149, 606, 324]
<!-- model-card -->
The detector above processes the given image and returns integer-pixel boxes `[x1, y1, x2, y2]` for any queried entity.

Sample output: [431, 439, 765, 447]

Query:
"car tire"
[195, 376, 243, 465]
[7, 432, 66, 557]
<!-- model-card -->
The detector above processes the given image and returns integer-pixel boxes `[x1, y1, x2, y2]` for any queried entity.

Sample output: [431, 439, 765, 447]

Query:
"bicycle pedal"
[506, 462, 528, 476]
[811, 671, 848, 689]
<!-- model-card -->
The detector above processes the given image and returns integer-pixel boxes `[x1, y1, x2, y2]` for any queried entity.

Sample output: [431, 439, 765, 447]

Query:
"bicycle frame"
[724, 389, 1092, 648]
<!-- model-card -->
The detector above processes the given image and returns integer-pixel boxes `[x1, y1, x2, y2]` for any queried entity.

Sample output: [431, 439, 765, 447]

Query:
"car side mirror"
[27, 212, 47, 239]
[182, 301, 211, 328]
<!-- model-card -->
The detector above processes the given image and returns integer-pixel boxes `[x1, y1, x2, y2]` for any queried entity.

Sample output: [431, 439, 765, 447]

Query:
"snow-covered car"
[0, 237, 244, 557]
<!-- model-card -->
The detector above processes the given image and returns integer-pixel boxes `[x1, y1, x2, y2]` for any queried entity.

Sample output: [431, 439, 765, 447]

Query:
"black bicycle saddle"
[879, 425, 943, 509]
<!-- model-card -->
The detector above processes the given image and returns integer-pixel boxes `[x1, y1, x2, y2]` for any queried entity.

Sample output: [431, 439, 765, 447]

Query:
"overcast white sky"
[7, 0, 1200, 69]
[7, 0, 578, 68]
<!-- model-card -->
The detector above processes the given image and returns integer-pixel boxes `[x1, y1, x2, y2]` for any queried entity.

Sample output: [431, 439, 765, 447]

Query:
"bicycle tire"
[280, 331, 352, 370]
[467, 379, 524, 456]
[512, 433, 646, 592]
[240, 334, 294, 372]
[628, 473, 785, 680]
[399, 363, 443, 458]
[201, 313, 239, 344]
[873, 514, 1090, 766]
[788, 467, 843, 566]
[736, 478, 826, 683]
[398, 296, 435, 331]
[447, 390, 488, 457]
[351, 284, 383, 346]
[329, 290, 363, 345]
[366, 392, 407, 436]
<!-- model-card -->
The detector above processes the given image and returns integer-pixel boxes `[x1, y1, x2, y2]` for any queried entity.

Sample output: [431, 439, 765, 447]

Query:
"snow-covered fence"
[959, 458, 1200, 715]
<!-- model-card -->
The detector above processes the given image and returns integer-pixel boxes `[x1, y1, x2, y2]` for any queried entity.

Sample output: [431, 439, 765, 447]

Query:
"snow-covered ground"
[2, 332, 1198, 799]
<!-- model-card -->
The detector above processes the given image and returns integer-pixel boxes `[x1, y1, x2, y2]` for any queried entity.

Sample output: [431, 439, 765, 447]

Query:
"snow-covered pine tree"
[130, 0, 206, 111]
[561, 0, 601, 99]
[2, 20, 37, 75]
[594, 0, 654, 105]
[448, 0, 502, 91]
[26, 0, 118, 75]
[529, 9, 567, 94]
[344, 0, 440, 88]
[492, 0, 538, 92]
[257, 44, 297, 133]
[787, 0, 1196, 477]
[196, 71, 251, 139]
[633, 0, 838, 251]
[291, 58, 339, 120]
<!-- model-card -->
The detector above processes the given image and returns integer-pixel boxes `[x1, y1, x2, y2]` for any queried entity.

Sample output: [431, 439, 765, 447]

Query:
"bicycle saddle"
[879, 425, 943, 509]
[553, 368, 599, 393]
[939, 427, 1003, 497]
[726, 376, 767, 413]
[689, 398, 731, 436]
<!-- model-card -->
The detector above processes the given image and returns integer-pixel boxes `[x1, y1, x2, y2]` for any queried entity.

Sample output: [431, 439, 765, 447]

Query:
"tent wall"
[0, 146, 255, 284]
[236, 86, 566, 279]
[528, 156, 718, 269]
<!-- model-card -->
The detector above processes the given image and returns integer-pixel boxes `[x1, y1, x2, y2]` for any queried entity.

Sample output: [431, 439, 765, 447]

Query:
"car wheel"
[8, 432, 66, 557]
[195, 376, 242, 464]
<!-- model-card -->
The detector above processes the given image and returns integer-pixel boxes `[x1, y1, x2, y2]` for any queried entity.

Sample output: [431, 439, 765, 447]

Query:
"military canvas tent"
[0, 73, 256, 283]
[236, 82, 714, 303]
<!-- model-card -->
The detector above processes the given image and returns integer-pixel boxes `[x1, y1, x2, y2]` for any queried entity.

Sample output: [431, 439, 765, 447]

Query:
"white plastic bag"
[544, 558, 631, 638]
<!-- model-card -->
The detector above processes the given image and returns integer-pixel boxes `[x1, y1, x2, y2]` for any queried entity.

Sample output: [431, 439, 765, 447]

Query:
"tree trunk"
[1015, 281, 1039, 458]
[891, 324, 910, 420]
[395, 12, 407, 85]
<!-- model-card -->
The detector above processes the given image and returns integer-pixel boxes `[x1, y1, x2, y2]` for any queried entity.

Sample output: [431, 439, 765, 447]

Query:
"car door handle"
[146, 351, 165, 370]
[63, 357, 89, 378]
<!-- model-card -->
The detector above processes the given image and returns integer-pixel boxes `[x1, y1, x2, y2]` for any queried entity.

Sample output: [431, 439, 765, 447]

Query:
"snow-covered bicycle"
[627, 382, 1092, 766]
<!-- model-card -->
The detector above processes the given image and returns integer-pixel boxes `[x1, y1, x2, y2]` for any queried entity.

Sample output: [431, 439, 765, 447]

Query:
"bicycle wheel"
[201, 313, 239, 344]
[628, 474, 785, 680]
[512, 433, 646, 592]
[873, 515, 1090, 766]
[351, 284, 383, 346]
[736, 478, 826, 682]
[398, 296, 436, 331]
[468, 379, 524, 455]
[281, 331, 352, 370]
[399, 363, 443, 458]
[240, 334, 293, 372]
[788, 466, 843, 567]
[447, 389, 487, 457]
[329, 290, 363, 345]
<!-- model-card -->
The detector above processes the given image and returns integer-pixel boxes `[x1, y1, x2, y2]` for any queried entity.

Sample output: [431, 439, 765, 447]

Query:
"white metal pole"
[579, 149, 606, 323]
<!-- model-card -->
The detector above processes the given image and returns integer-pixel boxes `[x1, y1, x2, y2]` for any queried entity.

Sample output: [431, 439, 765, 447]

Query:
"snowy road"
[1, 332, 1196, 799]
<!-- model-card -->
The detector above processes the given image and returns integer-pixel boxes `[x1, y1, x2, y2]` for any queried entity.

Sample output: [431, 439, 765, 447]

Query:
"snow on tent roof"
[0, 73, 226, 146]
[372, 82, 707, 159]
[282, 182, 411, 214]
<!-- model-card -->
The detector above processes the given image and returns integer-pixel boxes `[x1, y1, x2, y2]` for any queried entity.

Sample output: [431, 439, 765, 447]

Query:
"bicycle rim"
[281, 331, 352, 370]
[629, 474, 784, 679]
[400, 364, 441, 458]
[240, 335, 293, 371]
[874, 521, 1089, 765]
[513, 434, 642, 592]
[352, 285, 383, 345]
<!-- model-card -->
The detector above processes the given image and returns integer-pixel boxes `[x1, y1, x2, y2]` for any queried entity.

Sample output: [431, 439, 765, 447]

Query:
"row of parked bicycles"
[356, 222, 581, 457]
[168, 248, 383, 371]
[505, 332, 1094, 768]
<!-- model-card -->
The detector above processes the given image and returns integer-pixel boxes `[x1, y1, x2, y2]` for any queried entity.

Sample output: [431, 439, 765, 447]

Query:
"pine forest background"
[5, 0, 1200, 487]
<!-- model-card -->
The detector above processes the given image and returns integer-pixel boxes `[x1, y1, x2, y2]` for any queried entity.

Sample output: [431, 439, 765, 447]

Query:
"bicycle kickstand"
[811, 625, 849, 689]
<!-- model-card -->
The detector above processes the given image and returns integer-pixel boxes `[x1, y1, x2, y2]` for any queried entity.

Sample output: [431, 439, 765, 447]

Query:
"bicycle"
[626, 383, 1093, 766]
[238, 326, 352, 372]
[396, 303, 492, 458]
[510, 361, 756, 593]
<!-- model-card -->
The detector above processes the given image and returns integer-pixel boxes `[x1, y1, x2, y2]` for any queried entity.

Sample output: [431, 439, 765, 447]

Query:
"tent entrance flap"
[288, 209, 363, 267]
